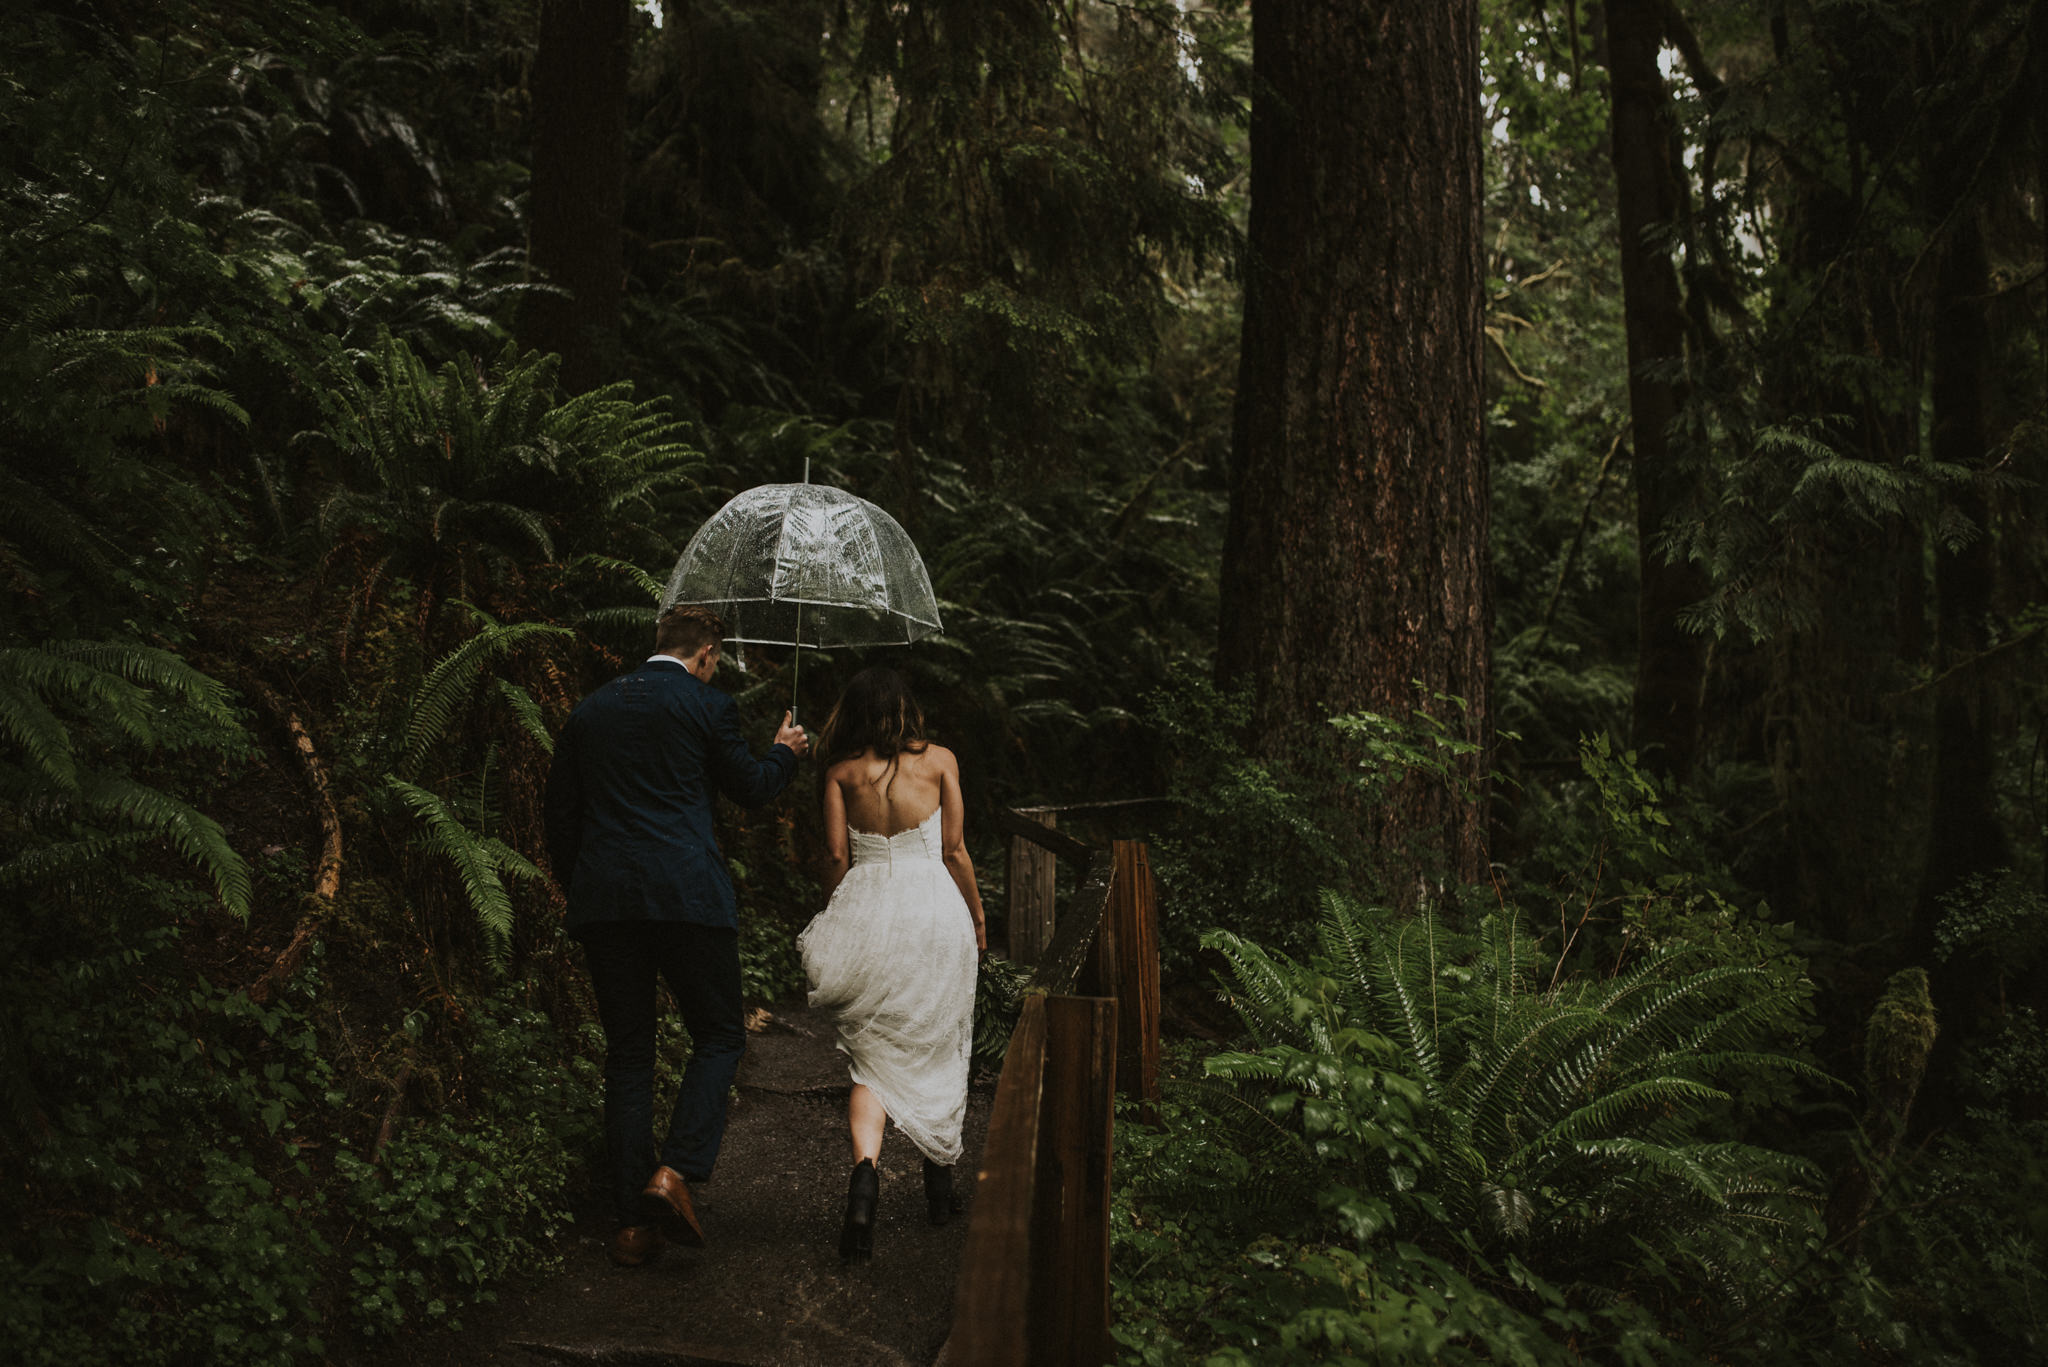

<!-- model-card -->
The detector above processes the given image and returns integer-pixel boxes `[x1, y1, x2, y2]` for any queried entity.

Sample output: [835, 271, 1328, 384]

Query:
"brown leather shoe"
[608, 1224, 661, 1267]
[640, 1165, 706, 1247]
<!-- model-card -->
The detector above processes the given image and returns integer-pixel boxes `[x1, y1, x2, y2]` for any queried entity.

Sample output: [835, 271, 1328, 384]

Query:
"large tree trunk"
[1918, 210, 2006, 919]
[1605, 0, 1710, 780]
[524, 0, 630, 394]
[1907, 206, 2004, 1133]
[1908, 19, 2013, 1126]
[1217, 0, 1490, 885]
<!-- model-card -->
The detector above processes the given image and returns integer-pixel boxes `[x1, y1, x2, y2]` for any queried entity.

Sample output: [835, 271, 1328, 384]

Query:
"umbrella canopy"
[659, 481, 942, 647]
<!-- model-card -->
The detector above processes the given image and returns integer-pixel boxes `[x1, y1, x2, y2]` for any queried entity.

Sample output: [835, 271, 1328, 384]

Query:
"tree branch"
[242, 677, 344, 1005]
[1885, 623, 2047, 700]
[1485, 327, 1548, 388]
[1531, 424, 1628, 655]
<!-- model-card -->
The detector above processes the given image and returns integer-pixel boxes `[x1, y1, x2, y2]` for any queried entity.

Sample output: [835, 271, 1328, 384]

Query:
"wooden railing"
[939, 807, 1164, 1366]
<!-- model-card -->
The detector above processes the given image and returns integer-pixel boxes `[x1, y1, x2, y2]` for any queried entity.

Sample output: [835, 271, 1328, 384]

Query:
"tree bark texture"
[524, 0, 629, 394]
[1605, 0, 1710, 780]
[1217, 0, 1490, 884]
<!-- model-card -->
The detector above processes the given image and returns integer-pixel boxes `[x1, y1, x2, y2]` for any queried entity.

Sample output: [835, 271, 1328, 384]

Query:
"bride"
[797, 667, 986, 1262]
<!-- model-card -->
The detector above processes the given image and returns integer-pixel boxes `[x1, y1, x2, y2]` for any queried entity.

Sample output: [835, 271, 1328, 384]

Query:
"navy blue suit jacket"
[543, 658, 796, 936]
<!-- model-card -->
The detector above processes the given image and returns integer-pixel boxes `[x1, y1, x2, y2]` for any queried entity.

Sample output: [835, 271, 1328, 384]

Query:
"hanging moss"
[1864, 966, 1938, 1126]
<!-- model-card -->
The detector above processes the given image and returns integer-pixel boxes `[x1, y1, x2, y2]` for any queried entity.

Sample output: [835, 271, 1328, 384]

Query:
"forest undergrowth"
[1116, 701, 2047, 1364]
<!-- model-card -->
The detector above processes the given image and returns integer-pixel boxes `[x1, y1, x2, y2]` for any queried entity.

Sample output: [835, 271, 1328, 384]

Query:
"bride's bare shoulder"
[825, 751, 872, 784]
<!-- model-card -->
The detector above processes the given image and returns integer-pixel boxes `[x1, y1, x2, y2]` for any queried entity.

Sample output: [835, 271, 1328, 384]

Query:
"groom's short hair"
[655, 604, 726, 658]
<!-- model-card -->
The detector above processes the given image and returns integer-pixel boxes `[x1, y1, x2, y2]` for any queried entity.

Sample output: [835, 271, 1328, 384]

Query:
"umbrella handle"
[790, 599, 802, 728]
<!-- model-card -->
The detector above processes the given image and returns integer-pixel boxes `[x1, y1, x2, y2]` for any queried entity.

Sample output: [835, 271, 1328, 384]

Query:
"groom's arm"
[704, 692, 800, 807]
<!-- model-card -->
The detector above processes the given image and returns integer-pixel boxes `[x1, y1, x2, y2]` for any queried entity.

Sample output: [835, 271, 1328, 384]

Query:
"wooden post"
[942, 997, 1050, 1367]
[1008, 808, 1059, 965]
[1110, 841, 1161, 1112]
[1031, 995, 1117, 1366]
[1083, 856, 1118, 1000]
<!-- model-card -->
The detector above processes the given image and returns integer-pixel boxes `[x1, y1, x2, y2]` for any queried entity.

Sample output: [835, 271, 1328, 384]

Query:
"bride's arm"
[821, 768, 851, 899]
[937, 752, 987, 953]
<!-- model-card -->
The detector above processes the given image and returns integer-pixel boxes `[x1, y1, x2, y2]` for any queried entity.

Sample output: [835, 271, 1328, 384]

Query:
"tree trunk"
[1908, 30, 2012, 1127]
[524, 0, 630, 394]
[1918, 209, 2006, 920]
[1605, 0, 1710, 780]
[1752, 8, 1930, 947]
[1217, 0, 1490, 885]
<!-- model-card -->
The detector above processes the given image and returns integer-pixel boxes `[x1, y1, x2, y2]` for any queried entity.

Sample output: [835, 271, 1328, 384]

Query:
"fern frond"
[45, 639, 240, 728]
[0, 830, 156, 887]
[582, 605, 659, 635]
[1366, 914, 1443, 1088]
[1509, 1075, 1728, 1170]
[1568, 1137, 1730, 1206]
[1461, 1002, 1606, 1154]
[479, 835, 545, 885]
[1580, 963, 1774, 1079]
[495, 680, 554, 755]
[0, 677, 77, 787]
[0, 466, 135, 597]
[385, 776, 514, 966]
[1171, 1072, 1318, 1163]
[564, 554, 663, 600]
[396, 612, 571, 777]
[74, 772, 252, 917]
[461, 498, 555, 560]
[1313, 890, 1381, 1028]
[0, 647, 157, 745]
[1203, 928, 1317, 1053]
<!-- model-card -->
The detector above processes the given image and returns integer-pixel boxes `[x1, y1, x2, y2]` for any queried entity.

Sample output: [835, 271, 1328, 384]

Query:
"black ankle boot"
[922, 1157, 961, 1226]
[840, 1158, 878, 1263]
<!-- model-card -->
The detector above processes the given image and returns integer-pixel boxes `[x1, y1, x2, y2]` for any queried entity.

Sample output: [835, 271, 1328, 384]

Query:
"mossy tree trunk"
[1217, 0, 1491, 886]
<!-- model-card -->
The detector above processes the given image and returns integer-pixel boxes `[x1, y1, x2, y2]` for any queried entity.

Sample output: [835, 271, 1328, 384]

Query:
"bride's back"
[835, 745, 947, 836]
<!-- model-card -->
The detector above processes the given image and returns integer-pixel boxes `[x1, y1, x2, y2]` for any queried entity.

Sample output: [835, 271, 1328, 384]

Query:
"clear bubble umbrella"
[659, 466, 942, 719]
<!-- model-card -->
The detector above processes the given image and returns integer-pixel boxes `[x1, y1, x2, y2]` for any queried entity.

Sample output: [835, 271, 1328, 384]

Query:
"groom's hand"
[775, 711, 809, 758]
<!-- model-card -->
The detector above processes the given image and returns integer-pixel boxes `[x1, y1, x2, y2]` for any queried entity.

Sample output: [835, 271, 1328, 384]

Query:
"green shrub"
[336, 1113, 572, 1336]
[0, 929, 334, 1367]
[331, 984, 598, 1338]
[1143, 673, 1352, 975]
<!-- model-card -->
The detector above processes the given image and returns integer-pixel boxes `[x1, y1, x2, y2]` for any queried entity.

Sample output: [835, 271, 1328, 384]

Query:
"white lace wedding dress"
[797, 806, 978, 1165]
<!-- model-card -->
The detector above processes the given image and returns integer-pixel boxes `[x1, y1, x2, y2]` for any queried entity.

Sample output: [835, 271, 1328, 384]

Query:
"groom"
[544, 603, 809, 1266]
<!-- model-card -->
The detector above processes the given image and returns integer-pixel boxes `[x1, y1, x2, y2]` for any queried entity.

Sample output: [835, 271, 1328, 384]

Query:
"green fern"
[494, 681, 554, 755]
[394, 607, 571, 778]
[0, 641, 251, 918]
[385, 776, 542, 968]
[74, 773, 253, 918]
[0, 830, 156, 888]
[1204, 892, 1826, 1265]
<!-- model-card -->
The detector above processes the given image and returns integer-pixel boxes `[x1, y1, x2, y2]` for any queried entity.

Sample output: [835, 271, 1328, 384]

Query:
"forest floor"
[338, 1001, 992, 1367]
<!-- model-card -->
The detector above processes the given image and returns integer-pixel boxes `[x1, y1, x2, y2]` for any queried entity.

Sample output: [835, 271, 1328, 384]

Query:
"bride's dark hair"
[819, 666, 927, 770]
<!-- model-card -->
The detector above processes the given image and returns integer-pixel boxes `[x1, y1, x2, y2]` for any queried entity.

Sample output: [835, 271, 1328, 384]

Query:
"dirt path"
[344, 1002, 989, 1367]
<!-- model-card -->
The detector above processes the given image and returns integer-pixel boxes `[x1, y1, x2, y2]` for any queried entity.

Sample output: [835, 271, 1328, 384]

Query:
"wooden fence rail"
[940, 808, 1163, 1366]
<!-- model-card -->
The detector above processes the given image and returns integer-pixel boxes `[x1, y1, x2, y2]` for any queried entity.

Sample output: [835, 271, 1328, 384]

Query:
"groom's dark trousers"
[544, 657, 796, 1229]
